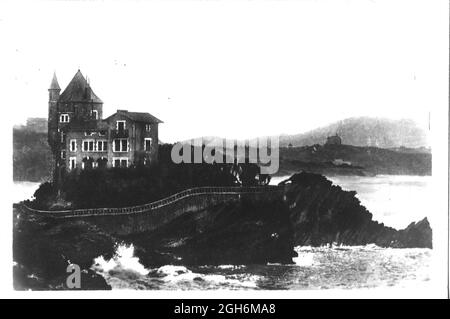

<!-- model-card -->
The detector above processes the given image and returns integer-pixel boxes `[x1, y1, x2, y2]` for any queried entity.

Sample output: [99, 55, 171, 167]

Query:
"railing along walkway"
[21, 186, 284, 219]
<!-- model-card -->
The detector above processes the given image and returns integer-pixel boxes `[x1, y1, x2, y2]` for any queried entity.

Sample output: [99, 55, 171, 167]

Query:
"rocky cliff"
[13, 172, 432, 290]
[13, 209, 115, 290]
[282, 172, 432, 248]
[127, 198, 295, 267]
[13, 196, 295, 290]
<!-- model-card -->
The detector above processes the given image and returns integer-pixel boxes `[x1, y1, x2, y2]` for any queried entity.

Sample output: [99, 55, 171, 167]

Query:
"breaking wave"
[92, 243, 432, 290]
[92, 244, 259, 290]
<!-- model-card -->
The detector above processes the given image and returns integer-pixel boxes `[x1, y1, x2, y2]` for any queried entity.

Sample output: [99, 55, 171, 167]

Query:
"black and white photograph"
[1, 0, 448, 300]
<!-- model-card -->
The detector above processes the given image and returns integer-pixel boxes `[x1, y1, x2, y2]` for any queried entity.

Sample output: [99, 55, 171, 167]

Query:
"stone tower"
[48, 72, 62, 185]
[47, 70, 104, 185]
[48, 72, 60, 152]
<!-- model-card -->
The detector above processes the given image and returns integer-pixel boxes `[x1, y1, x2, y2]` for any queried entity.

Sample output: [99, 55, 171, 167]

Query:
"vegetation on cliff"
[14, 171, 432, 290]
[30, 143, 270, 210]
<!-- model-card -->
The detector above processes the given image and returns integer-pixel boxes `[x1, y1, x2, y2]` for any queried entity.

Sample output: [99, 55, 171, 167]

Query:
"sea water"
[13, 176, 433, 290]
[92, 175, 433, 290]
[90, 243, 431, 290]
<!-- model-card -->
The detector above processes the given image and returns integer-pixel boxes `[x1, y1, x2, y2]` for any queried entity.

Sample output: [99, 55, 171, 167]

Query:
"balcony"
[111, 129, 129, 138]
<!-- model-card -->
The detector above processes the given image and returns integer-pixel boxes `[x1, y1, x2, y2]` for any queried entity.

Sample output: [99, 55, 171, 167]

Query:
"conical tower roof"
[49, 72, 61, 90]
[59, 70, 102, 103]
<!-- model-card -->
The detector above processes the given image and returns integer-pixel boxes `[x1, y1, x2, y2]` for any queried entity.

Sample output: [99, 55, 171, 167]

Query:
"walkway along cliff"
[21, 186, 285, 235]
[14, 172, 432, 289]
[20, 173, 432, 248]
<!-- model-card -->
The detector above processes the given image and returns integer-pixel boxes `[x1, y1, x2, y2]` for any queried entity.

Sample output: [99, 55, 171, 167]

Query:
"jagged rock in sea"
[13, 196, 296, 289]
[393, 218, 432, 248]
[13, 172, 432, 290]
[13, 208, 114, 290]
[281, 172, 432, 248]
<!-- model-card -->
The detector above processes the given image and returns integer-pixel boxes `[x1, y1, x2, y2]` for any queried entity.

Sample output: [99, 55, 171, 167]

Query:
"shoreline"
[12, 172, 433, 290]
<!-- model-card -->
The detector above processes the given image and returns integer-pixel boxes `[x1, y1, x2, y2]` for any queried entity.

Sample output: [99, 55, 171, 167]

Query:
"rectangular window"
[113, 138, 128, 152]
[144, 138, 152, 151]
[92, 110, 98, 120]
[145, 124, 151, 132]
[61, 151, 66, 159]
[69, 139, 77, 152]
[59, 114, 69, 123]
[113, 157, 128, 168]
[82, 139, 95, 152]
[117, 121, 126, 131]
[97, 140, 108, 152]
[69, 157, 77, 170]
[60, 132, 66, 143]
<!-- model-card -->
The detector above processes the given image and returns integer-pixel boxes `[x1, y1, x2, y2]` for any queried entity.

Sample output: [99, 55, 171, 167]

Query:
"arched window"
[59, 114, 70, 123]
[82, 157, 94, 169]
[97, 157, 108, 169]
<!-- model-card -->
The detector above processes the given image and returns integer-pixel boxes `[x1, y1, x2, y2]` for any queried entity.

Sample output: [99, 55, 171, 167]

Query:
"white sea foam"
[91, 242, 432, 290]
[84, 174, 434, 290]
[92, 244, 149, 276]
[155, 265, 258, 289]
[92, 245, 259, 290]
[293, 251, 316, 267]
[216, 265, 246, 270]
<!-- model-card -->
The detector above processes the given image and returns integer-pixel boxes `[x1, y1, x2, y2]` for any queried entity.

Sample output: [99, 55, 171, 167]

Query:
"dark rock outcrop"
[13, 196, 296, 290]
[13, 208, 114, 290]
[393, 218, 432, 248]
[281, 172, 432, 248]
[13, 172, 432, 290]
[127, 198, 296, 267]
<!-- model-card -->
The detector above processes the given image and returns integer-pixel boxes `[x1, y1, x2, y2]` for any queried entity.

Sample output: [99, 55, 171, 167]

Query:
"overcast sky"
[1, 0, 447, 142]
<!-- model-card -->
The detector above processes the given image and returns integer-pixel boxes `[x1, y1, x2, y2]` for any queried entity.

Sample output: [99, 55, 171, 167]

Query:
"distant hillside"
[13, 128, 53, 182]
[280, 117, 429, 148]
[13, 116, 430, 182]
[278, 144, 431, 176]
